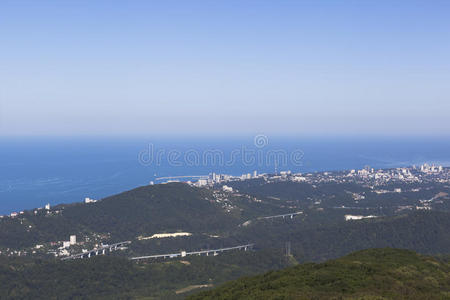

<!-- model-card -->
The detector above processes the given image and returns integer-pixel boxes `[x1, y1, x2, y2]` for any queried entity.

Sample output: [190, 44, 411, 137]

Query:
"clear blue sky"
[1, 0, 449, 136]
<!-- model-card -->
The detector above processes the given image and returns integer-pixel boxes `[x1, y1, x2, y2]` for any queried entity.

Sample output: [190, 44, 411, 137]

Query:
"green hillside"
[189, 248, 450, 300]
[0, 183, 241, 248]
[0, 249, 288, 299]
[236, 210, 450, 262]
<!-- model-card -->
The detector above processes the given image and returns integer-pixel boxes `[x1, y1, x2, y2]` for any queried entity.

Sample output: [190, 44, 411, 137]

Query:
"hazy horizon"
[1, 0, 450, 136]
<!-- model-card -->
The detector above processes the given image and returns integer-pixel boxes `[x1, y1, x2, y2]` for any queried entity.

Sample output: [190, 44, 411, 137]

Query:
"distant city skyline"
[1, 0, 450, 136]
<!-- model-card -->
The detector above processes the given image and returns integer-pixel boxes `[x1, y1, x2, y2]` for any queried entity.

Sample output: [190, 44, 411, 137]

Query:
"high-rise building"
[197, 179, 208, 186]
[70, 235, 77, 245]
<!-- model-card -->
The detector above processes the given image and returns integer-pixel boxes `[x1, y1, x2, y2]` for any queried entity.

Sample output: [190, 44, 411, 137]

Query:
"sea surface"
[1, 136, 450, 215]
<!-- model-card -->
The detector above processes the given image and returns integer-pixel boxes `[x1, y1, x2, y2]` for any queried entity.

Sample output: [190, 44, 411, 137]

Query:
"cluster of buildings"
[275, 164, 447, 186]
[182, 164, 449, 215]
[183, 163, 447, 190]
[420, 163, 443, 174]
[153, 163, 447, 192]
[47, 233, 112, 258]
[345, 164, 447, 185]
[194, 171, 261, 187]
[52, 235, 77, 256]
[0, 234, 79, 258]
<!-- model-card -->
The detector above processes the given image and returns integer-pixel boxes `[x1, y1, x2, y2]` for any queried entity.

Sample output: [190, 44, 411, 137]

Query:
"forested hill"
[0, 183, 241, 248]
[236, 210, 450, 262]
[62, 183, 241, 237]
[189, 248, 450, 300]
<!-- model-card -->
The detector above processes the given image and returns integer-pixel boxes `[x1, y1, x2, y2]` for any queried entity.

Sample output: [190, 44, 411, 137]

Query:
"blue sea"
[1, 136, 450, 215]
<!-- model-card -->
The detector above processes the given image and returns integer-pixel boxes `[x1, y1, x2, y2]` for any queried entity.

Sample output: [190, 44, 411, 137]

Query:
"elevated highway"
[131, 243, 254, 261]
